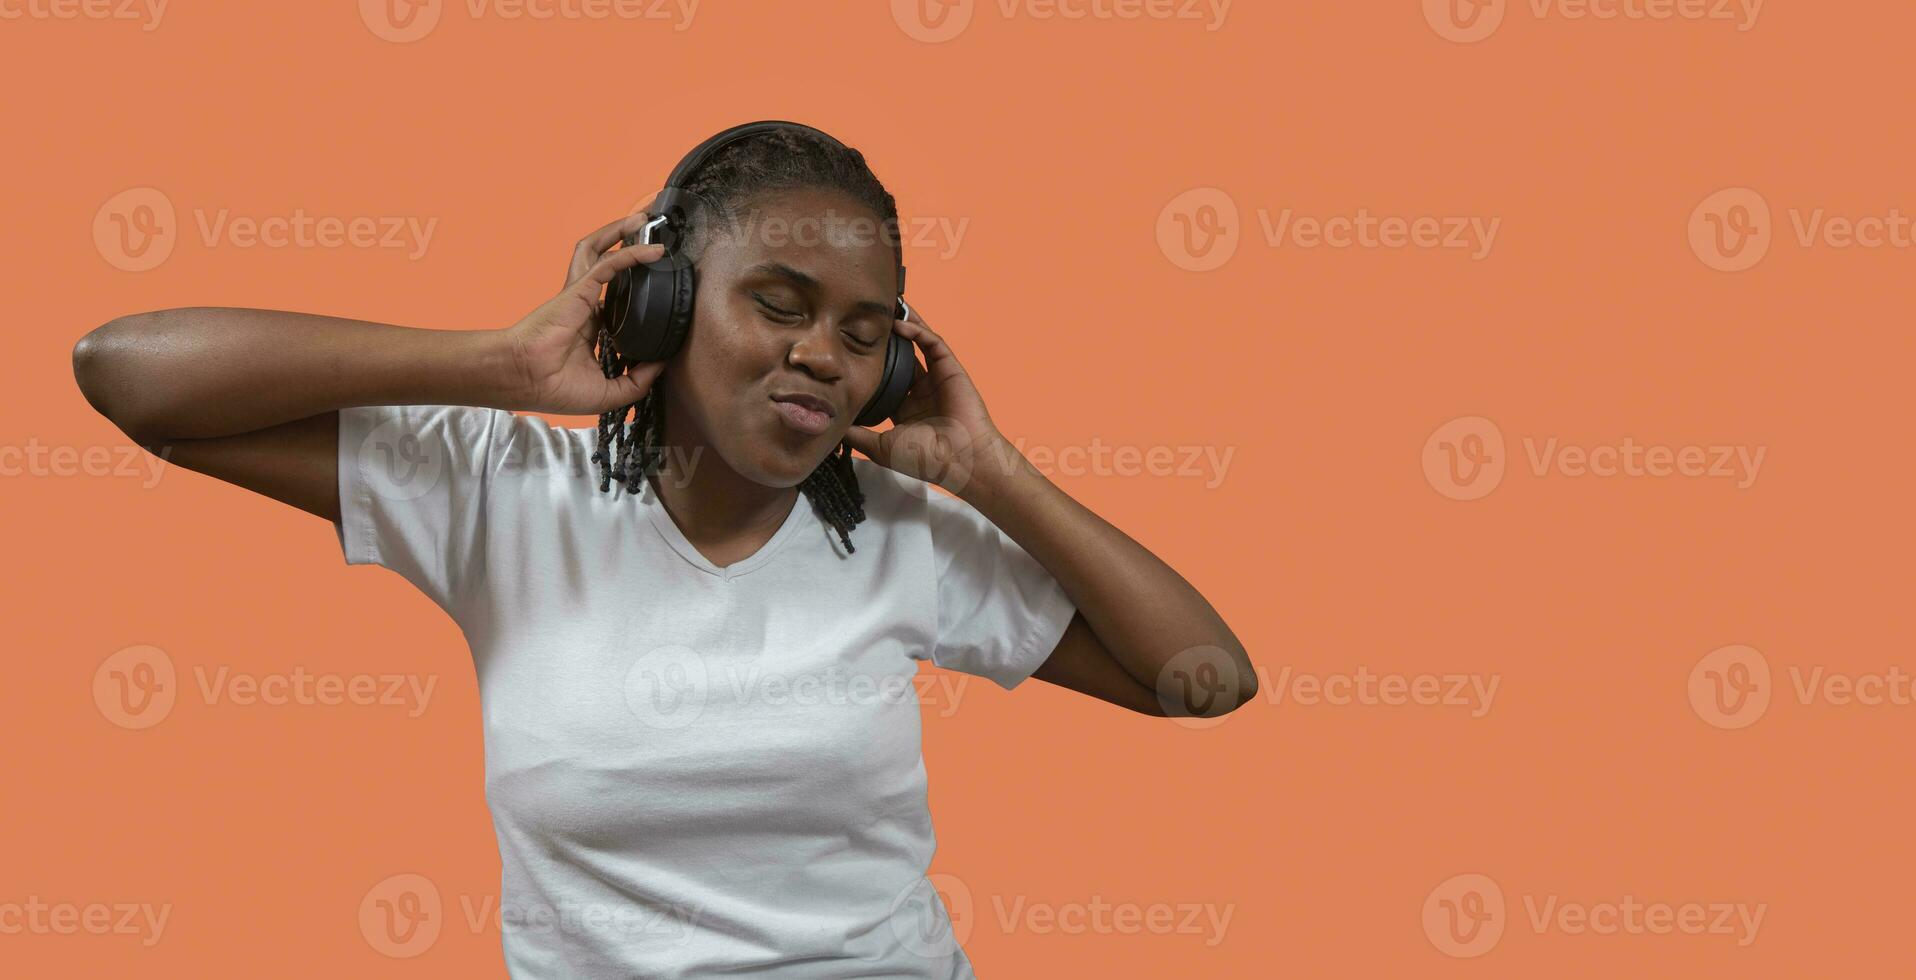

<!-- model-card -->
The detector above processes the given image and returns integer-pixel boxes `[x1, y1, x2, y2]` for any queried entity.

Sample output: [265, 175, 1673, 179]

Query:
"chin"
[733, 438, 833, 489]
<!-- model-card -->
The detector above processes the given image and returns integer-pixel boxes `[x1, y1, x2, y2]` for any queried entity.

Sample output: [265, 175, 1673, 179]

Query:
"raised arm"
[70, 216, 667, 522]
[844, 309, 1257, 719]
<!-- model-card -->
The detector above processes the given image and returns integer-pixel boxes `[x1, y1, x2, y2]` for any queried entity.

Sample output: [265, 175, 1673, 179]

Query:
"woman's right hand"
[500, 212, 667, 416]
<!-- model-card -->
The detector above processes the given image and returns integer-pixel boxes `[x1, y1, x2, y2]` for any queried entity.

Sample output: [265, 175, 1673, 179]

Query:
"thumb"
[840, 424, 883, 461]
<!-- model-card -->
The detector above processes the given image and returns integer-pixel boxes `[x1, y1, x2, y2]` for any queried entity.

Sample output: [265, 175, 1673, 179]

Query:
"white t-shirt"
[333, 403, 1076, 978]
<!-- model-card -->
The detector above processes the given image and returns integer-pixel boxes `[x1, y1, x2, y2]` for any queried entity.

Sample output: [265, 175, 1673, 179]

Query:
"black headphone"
[602, 120, 920, 428]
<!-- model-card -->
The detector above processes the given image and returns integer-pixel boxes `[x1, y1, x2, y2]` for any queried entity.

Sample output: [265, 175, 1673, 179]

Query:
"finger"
[894, 316, 967, 379]
[840, 424, 882, 459]
[568, 211, 654, 287]
[598, 360, 665, 411]
[577, 240, 665, 296]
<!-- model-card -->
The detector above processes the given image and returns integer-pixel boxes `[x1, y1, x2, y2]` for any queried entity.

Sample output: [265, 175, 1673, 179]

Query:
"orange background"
[8, 0, 1914, 975]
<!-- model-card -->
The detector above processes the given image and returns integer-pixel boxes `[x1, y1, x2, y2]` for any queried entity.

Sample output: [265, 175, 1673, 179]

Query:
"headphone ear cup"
[853, 333, 920, 427]
[610, 253, 698, 364]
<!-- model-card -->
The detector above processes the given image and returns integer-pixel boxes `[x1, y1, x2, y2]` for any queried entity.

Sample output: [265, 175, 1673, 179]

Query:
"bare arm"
[70, 308, 519, 521]
[70, 216, 667, 521]
[844, 312, 1257, 719]
[72, 307, 519, 444]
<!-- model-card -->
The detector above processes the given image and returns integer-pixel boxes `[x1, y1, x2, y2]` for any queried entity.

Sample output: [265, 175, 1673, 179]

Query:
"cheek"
[683, 308, 759, 381]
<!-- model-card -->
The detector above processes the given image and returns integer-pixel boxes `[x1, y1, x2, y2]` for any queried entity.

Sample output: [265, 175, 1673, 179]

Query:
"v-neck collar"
[640, 480, 810, 582]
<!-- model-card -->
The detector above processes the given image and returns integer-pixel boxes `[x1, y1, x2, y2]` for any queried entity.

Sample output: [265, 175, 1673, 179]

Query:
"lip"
[769, 394, 835, 436]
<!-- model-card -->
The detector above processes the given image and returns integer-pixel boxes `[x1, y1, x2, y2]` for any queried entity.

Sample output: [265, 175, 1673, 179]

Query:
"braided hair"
[590, 127, 903, 555]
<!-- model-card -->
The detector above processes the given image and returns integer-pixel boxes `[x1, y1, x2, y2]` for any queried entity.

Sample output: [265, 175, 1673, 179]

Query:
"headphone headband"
[645, 120, 905, 292]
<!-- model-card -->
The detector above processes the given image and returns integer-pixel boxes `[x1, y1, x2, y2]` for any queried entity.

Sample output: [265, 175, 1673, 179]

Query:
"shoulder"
[847, 454, 941, 527]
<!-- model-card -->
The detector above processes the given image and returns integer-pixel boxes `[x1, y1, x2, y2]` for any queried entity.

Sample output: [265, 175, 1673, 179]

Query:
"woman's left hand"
[841, 306, 1009, 497]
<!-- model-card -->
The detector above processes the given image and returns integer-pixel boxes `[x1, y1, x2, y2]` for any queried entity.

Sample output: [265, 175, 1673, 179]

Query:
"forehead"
[700, 187, 899, 298]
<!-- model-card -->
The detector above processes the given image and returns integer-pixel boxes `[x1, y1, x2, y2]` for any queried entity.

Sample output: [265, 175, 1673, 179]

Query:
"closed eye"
[755, 293, 880, 351]
[753, 294, 801, 322]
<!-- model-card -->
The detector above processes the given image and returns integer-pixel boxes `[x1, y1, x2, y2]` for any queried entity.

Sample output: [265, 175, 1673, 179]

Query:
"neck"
[646, 398, 798, 547]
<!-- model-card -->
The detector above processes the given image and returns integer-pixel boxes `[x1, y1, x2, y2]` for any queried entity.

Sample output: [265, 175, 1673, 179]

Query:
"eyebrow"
[743, 261, 895, 319]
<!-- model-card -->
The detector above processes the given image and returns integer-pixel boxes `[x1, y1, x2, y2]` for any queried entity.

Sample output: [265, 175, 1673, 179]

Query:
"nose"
[784, 324, 844, 382]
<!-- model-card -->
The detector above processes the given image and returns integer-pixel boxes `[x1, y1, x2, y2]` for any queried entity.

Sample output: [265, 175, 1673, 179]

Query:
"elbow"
[1203, 642, 1257, 717]
[1153, 643, 1258, 720]
[1231, 654, 1259, 709]
[73, 315, 160, 441]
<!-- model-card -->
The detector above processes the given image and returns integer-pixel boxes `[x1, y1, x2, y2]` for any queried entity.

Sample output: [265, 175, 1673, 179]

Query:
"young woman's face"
[662, 186, 901, 488]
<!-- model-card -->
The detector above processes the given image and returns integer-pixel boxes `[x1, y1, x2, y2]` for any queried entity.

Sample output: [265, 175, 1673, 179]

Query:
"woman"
[72, 123, 1256, 978]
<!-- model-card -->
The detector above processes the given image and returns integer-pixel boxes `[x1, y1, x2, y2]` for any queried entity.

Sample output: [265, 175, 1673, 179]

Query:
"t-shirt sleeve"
[925, 485, 1078, 691]
[334, 403, 510, 616]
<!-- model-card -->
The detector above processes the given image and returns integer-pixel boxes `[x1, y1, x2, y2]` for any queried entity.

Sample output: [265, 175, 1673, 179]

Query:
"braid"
[591, 126, 901, 553]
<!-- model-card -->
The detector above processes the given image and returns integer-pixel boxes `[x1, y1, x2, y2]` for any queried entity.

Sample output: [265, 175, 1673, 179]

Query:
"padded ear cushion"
[614, 259, 692, 363]
[853, 333, 920, 427]
[659, 261, 696, 360]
